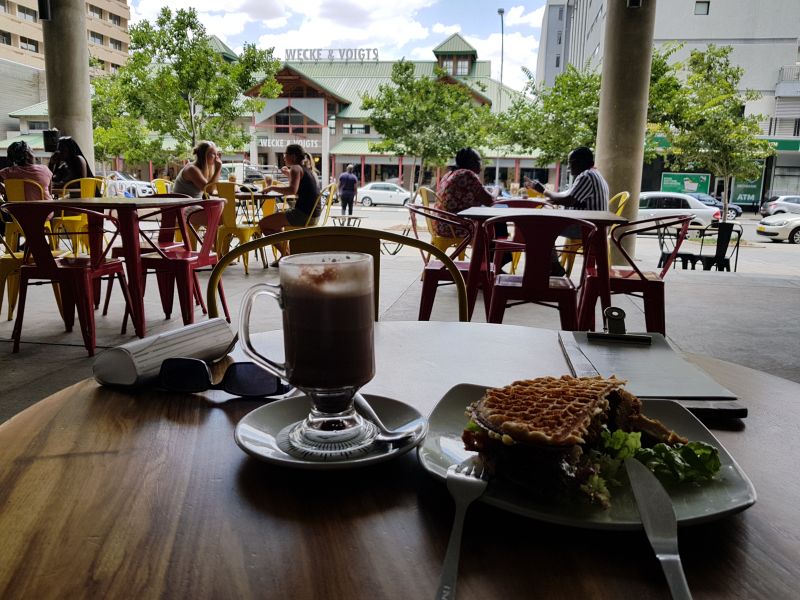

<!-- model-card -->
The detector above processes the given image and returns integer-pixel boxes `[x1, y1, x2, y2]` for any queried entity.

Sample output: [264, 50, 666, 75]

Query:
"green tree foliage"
[92, 7, 281, 160]
[361, 60, 491, 193]
[665, 44, 774, 220]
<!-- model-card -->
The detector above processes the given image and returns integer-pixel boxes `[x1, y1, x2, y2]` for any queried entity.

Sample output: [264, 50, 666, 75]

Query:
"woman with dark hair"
[258, 143, 320, 235]
[48, 136, 94, 194]
[0, 141, 52, 200]
[434, 147, 498, 237]
[172, 140, 223, 198]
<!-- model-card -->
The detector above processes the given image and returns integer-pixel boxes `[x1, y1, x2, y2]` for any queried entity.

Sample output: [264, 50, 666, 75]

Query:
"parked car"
[756, 213, 800, 244]
[638, 191, 720, 227]
[760, 195, 800, 217]
[97, 171, 154, 197]
[687, 192, 741, 220]
[358, 182, 411, 206]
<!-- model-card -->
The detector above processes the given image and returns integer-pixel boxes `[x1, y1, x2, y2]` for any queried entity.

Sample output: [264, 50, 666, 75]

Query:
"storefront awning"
[329, 138, 390, 156]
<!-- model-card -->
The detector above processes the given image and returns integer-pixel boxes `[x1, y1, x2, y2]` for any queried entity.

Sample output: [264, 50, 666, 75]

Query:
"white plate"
[235, 393, 427, 470]
[417, 383, 756, 530]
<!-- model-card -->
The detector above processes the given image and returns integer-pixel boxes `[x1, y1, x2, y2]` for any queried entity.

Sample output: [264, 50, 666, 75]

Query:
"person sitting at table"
[258, 143, 320, 235]
[0, 140, 53, 200]
[525, 146, 609, 211]
[48, 136, 95, 196]
[172, 141, 223, 198]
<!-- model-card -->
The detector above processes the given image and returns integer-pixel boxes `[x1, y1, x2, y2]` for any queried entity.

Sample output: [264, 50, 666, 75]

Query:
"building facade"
[537, 0, 800, 200]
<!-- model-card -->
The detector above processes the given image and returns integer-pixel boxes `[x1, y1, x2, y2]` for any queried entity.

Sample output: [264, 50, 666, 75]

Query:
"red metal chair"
[139, 199, 230, 326]
[408, 204, 472, 320]
[6, 202, 133, 356]
[482, 214, 597, 330]
[596, 215, 692, 335]
[490, 198, 550, 273]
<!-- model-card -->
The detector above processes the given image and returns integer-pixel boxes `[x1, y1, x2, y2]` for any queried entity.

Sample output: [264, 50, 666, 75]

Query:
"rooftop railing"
[779, 65, 800, 82]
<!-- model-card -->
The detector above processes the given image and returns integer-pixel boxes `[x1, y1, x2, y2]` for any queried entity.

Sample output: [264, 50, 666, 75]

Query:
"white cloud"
[505, 5, 546, 29]
[465, 31, 539, 92]
[432, 23, 461, 35]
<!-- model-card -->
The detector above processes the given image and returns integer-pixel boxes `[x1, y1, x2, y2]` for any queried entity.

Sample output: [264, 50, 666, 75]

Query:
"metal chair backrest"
[609, 191, 630, 216]
[612, 215, 692, 279]
[408, 204, 473, 261]
[61, 177, 104, 198]
[204, 181, 239, 227]
[318, 183, 337, 226]
[143, 199, 224, 261]
[483, 214, 597, 289]
[152, 178, 172, 194]
[4, 178, 45, 201]
[700, 221, 742, 262]
[205, 226, 468, 322]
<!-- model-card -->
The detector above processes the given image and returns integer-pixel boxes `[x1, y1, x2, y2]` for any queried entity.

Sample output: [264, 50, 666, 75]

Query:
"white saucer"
[235, 393, 427, 470]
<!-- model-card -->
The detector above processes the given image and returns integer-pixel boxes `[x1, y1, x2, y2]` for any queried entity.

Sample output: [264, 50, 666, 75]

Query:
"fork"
[436, 460, 489, 600]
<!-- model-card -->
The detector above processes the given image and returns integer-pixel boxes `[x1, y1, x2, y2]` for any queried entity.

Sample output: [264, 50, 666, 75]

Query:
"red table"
[458, 206, 627, 328]
[48, 197, 201, 338]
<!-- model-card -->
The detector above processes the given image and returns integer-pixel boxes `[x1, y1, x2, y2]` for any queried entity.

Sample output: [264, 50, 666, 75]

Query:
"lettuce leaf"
[635, 441, 721, 483]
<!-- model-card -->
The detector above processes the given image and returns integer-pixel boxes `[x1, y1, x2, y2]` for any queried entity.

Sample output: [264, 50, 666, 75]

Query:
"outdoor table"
[0, 320, 796, 598]
[331, 214, 365, 227]
[458, 207, 627, 326]
[44, 197, 201, 338]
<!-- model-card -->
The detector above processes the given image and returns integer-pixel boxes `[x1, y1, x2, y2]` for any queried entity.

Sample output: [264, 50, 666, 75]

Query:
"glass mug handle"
[239, 282, 288, 381]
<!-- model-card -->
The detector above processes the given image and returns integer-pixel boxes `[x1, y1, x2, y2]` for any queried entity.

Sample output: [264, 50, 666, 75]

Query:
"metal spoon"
[354, 392, 428, 444]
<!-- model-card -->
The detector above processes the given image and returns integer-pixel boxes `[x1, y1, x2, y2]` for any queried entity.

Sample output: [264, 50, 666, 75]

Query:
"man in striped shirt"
[525, 146, 609, 211]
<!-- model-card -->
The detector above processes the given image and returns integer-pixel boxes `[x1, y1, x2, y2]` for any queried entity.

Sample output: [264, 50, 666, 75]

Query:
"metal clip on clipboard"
[586, 307, 653, 345]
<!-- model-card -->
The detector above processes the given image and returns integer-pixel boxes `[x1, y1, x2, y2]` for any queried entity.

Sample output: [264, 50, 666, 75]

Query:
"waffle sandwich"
[462, 375, 688, 506]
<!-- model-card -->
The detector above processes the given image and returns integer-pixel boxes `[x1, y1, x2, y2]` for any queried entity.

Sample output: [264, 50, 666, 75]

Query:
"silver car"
[638, 191, 720, 227]
[756, 213, 800, 244]
[760, 195, 800, 217]
[358, 182, 412, 207]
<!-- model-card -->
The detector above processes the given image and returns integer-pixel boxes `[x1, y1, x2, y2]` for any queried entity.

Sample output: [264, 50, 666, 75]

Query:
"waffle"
[467, 375, 626, 447]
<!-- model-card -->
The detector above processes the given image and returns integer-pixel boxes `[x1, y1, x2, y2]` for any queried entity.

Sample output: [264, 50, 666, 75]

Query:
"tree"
[665, 45, 774, 221]
[361, 60, 492, 194]
[92, 7, 281, 156]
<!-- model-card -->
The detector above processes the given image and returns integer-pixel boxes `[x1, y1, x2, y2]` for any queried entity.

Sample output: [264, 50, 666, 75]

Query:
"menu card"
[569, 332, 737, 400]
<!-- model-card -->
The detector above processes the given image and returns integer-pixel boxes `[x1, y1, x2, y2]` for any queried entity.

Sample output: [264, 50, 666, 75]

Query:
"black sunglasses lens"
[159, 358, 212, 393]
[220, 363, 282, 398]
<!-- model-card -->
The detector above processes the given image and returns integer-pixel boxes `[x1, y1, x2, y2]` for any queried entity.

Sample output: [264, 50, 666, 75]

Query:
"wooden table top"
[0, 321, 797, 599]
[20, 197, 202, 210]
[459, 206, 627, 225]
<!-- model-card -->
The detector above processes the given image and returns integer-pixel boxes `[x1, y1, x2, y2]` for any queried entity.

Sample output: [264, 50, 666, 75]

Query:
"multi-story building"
[536, 0, 800, 201]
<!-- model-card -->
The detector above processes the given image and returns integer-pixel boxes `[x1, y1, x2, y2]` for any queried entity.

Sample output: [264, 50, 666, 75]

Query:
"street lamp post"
[495, 7, 505, 187]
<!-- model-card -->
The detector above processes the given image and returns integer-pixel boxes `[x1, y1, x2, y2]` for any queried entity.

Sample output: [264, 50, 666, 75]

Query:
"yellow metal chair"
[2, 179, 55, 252]
[205, 226, 468, 323]
[151, 178, 172, 194]
[417, 186, 469, 261]
[209, 181, 269, 275]
[52, 177, 105, 254]
[559, 191, 630, 275]
[275, 182, 337, 259]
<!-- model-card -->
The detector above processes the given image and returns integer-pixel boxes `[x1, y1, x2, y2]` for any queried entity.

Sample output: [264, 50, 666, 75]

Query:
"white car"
[756, 213, 800, 244]
[358, 182, 411, 207]
[638, 191, 720, 227]
[760, 195, 800, 217]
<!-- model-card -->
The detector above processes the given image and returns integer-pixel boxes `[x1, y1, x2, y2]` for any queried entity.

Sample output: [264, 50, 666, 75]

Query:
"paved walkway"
[1, 217, 798, 423]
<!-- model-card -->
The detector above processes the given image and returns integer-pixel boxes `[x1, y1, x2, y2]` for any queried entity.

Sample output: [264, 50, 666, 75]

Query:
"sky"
[128, 0, 547, 92]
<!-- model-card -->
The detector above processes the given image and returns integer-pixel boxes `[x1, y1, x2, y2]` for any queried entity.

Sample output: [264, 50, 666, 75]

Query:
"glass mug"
[239, 252, 378, 459]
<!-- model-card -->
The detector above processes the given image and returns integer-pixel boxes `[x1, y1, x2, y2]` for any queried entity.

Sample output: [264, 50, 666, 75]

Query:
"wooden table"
[0, 321, 797, 598]
[38, 197, 201, 338]
[458, 207, 627, 327]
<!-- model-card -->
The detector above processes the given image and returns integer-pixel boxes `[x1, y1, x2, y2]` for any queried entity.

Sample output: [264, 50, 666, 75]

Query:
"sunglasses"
[159, 357, 290, 398]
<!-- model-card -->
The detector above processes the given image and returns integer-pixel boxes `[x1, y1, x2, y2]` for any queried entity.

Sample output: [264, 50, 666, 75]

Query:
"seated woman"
[258, 143, 320, 240]
[172, 141, 222, 198]
[0, 140, 53, 200]
[48, 136, 95, 196]
[435, 147, 498, 237]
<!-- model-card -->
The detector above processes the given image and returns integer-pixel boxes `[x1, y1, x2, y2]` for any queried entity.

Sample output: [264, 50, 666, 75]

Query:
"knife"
[557, 332, 748, 419]
[625, 458, 692, 600]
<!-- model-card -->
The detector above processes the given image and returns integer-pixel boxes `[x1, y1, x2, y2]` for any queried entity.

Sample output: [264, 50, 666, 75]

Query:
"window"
[109, 13, 121, 26]
[557, 30, 562, 45]
[29, 121, 49, 130]
[18, 6, 37, 21]
[0, 30, 10, 46]
[110, 38, 122, 51]
[456, 59, 469, 76]
[275, 107, 317, 134]
[442, 58, 453, 74]
[343, 123, 370, 135]
[88, 4, 102, 19]
[89, 31, 103, 45]
[555, 54, 561, 68]
[694, 1, 710, 15]
[20, 37, 38, 52]
[0, 1, 7, 13]
[109, 64, 120, 73]
[558, 6, 564, 20]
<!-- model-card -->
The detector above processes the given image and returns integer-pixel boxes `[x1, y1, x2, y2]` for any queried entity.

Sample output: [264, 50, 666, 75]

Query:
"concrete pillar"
[595, 0, 657, 262]
[42, 0, 95, 170]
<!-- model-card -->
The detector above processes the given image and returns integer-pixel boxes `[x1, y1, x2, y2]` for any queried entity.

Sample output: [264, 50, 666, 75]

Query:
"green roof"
[330, 138, 391, 156]
[9, 101, 48, 118]
[209, 35, 238, 63]
[0, 133, 44, 150]
[433, 33, 477, 56]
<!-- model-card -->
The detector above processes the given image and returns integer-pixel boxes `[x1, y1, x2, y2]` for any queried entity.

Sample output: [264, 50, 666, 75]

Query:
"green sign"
[766, 138, 800, 152]
[660, 172, 711, 194]
[731, 164, 765, 207]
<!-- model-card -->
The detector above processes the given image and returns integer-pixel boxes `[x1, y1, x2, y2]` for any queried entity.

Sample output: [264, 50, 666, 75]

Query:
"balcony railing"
[779, 65, 800, 82]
